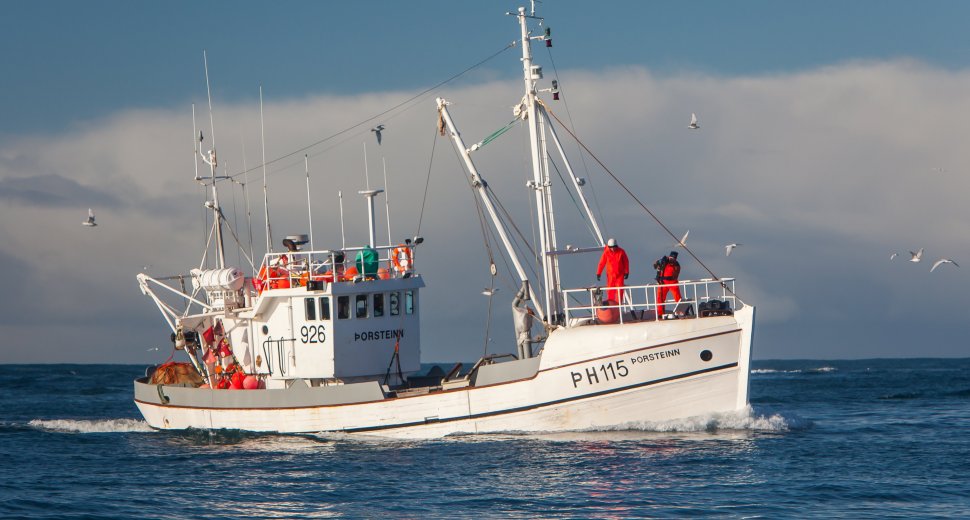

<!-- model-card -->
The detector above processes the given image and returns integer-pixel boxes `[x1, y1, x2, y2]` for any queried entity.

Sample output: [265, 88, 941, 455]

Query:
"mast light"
[544, 27, 552, 47]
[551, 80, 560, 101]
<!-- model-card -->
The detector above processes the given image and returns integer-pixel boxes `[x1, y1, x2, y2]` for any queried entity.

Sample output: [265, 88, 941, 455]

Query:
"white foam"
[752, 368, 802, 374]
[621, 406, 796, 433]
[28, 418, 154, 433]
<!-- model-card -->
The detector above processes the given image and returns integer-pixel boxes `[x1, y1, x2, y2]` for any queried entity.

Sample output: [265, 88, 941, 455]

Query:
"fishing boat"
[133, 5, 755, 438]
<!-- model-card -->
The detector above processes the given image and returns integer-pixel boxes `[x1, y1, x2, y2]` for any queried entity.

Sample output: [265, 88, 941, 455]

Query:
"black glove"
[624, 274, 629, 280]
[596, 274, 601, 282]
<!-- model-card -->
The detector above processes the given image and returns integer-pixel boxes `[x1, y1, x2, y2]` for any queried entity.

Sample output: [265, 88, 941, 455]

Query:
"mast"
[515, 6, 562, 323]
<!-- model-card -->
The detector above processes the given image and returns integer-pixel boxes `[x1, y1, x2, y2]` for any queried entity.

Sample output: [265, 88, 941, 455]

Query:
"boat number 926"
[570, 359, 628, 388]
[300, 325, 327, 344]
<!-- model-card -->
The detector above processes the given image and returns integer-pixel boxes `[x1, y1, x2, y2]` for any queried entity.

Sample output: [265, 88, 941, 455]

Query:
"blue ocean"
[2, 359, 968, 518]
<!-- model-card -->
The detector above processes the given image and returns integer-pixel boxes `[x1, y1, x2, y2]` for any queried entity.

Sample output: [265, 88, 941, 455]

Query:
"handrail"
[562, 278, 740, 326]
[253, 245, 418, 291]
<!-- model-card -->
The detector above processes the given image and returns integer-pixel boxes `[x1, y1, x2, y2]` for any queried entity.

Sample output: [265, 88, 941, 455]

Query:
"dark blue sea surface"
[1, 359, 969, 518]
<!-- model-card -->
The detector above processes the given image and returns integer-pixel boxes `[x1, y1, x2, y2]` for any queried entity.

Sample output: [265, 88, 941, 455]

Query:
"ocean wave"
[28, 418, 154, 433]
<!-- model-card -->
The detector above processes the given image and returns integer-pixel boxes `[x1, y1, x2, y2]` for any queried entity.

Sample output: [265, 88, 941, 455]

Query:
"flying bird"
[688, 113, 700, 130]
[674, 230, 689, 248]
[889, 252, 898, 260]
[482, 287, 499, 296]
[371, 124, 385, 145]
[930, 258, 959, 273]
[82, 208, 97, 227]
[725, 243, 742, 256]
[909, 248, 924, 263]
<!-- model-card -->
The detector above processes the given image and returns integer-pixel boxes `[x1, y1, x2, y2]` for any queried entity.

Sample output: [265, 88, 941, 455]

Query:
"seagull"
[482, 287, 499, 296]
[674, 230, 689, 248]
[82, 208, 97, 227]
[371, 124, 385, 145]
[930, 167, 946, 173]
[909, 248, 924, 263]
[889, 252, 898, 260]
[930, 258, 959, 273]
[146, 346, 160, 352]
[725, 243, 742, 256]
[688, 113, 700, 130]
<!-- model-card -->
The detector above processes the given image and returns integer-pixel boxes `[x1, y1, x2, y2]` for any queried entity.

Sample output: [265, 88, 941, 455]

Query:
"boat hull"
[135, 307, 755, 438]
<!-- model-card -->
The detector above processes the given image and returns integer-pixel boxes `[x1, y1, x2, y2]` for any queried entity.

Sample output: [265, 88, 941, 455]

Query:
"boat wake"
[607, 405, 805, 434]
[28, 418, 153, 433]
[753, 366, 838, 374]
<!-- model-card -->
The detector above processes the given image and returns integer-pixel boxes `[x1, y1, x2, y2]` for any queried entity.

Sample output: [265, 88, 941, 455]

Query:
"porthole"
[700, 350, 713, 362]
[262, 325, 269, 334]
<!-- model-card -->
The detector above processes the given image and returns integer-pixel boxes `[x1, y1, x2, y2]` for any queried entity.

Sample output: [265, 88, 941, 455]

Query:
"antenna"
[241, 134, 255, 276]
[363, 142, 371, 189]
[259, 85, 273, 254]
[192, 104, 201, 181]
[202, 51, 225, 269]
[203, 50, 217, 151]
[383, 157, 392, 247]
[338, 190, 346, 249]
[305, 154, 314, 252]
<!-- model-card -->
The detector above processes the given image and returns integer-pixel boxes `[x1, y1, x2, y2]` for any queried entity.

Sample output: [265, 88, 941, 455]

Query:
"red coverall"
[657, 258, 682, 316]
[597, 246, 629, 304]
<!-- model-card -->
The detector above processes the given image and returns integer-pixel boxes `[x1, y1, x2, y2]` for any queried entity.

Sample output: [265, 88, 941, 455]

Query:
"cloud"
[0, 174, 122, 208]
[2, 58, 970, 362]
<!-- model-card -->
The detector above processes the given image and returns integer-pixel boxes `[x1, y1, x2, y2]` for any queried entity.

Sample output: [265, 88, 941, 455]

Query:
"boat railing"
[562, 278, 739, 326]
[253, 245, 417, 291]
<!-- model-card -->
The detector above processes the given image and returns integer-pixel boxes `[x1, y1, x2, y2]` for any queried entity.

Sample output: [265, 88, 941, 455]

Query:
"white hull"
[135, 307, 754, 439]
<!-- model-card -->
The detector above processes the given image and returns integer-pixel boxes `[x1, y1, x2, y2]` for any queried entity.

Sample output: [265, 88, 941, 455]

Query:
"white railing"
[562, 278, 739, 326]
[253, 245, 417, 292]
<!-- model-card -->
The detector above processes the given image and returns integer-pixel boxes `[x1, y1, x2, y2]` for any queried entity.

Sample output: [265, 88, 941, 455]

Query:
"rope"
[538, 100, 738, 298]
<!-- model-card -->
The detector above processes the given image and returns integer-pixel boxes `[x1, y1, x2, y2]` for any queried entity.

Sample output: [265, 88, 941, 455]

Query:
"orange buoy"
[596, 300, 620, 324]
[343, 266, 359, 281]
[230, 371, 246, 390]
[243, 375, 259, 390]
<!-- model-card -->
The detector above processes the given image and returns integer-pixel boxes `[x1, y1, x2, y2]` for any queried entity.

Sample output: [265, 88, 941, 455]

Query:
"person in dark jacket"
[654, 251, 682, 317]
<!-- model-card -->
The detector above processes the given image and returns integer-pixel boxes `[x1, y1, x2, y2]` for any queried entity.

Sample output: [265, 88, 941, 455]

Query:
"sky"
[3, 1, 970, 363]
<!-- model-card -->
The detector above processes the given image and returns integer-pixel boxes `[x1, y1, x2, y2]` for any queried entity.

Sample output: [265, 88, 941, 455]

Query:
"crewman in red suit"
[655, 250, 682, 317]
[596, 238, 629, 304]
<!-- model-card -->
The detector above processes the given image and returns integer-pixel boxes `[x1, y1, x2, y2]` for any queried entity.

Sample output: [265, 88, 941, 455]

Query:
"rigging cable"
[227, 42, 516, 181]
[539, 101, 738, 298]
[545, 45, 609, 236]
[415, 125, 439, 237]
[450, 142, 501, 356]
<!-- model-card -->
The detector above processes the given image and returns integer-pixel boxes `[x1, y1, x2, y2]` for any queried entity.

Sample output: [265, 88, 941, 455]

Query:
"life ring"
[391, 245, 412, 272]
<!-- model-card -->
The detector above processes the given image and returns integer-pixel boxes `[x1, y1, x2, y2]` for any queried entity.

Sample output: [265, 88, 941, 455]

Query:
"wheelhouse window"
[337, 296, 350, 320]
[390, 292, 400, 316]
[405, 290, 416, 315]
[304, 298, 316, 321]
[356, 294, 368, 319]
[319, 296, 331, 320]
[373, 293, 385, 317]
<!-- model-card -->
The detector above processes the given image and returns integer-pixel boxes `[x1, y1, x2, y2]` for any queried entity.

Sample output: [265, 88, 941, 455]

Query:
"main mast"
[515, 6, 563, 323]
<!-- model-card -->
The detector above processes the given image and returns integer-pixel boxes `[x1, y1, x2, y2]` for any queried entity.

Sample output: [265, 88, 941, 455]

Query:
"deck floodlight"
[412, 236, 424, 245]
[544, 27, 552, 47]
